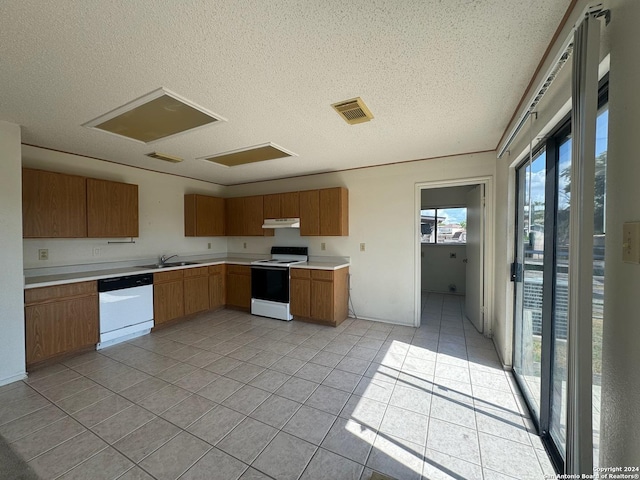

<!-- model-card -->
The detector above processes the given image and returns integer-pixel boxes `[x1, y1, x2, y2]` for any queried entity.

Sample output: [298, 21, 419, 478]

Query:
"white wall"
[421, 245, 466, 294]
[0, 122, 26, 386]
[600, 0, 640, 465]
[22, 146, 228, 268]
[226, 152, 496, 325]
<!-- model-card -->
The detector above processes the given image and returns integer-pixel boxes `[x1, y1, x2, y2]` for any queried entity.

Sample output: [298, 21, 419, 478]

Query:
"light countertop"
[24, 256, 349, 289]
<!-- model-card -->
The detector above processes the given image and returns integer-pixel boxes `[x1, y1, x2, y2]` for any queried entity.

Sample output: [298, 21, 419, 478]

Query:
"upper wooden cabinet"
[22, 168, 87, 238]
[300, 187, 348, 236]
[87, 178, 139, 237]
[264, 192, 300, 219]
[225, 195, 272, 236]
[184, 194, 225, 237]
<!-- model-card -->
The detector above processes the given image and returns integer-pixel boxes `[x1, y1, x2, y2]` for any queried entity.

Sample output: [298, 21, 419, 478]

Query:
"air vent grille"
[145, 152, 183, 163]
[332, 97, 374, 125]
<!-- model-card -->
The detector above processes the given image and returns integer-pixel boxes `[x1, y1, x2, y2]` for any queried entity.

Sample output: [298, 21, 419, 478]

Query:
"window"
[420, 207, 467, 244]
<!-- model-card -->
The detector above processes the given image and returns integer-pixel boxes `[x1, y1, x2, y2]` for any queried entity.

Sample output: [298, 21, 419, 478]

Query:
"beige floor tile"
[57, 446, 134, 480]
[72, 394, 133, 428]
[187, 404, 246, 445]
[180, 448, 248, 480]
[91, 405, 156, 444]
[120, 377, 170, 403]
[56, 385, 113, 414]
[0, 403, 66, 442]
[139, 431, 211, 480]
[160, 394, 216, 429]
[28, 430, 107, 479]
[113, 417, 181, 462]
[10, 416, 85, 461]
[138, 384, 192, 414]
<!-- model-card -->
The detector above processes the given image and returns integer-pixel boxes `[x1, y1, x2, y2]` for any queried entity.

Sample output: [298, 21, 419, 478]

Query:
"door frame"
[414, 176, 494, 334]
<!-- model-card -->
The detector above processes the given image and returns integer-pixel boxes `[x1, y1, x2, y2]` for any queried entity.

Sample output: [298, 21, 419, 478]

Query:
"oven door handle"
[250, 265, 289, 271]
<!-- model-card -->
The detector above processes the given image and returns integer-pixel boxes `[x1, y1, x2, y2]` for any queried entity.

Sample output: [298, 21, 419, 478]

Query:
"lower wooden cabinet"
[153, 270, 184, 325]
[290, 267, 349, 326]
[183, 267, 209, 315]
[226, 265, 251, 309]
[24, 281, 98, 367]
[209, 265, 226, 310]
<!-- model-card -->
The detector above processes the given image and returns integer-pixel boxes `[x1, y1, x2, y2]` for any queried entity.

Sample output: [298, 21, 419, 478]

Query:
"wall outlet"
[449, 252, 457, 258]
[208, 242, 212, 250]
[360, 243, 366, 252]
[321, 242, 326, 251]
[38, 249, 48, 261]
[243, 242, 247, 249]
[92, 247, 101, 257]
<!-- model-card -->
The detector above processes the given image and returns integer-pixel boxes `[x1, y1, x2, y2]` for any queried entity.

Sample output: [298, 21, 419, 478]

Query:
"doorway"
[414, 177, 493, 333]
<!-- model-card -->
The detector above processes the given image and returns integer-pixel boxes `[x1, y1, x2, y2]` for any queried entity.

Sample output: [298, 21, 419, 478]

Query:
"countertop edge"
[25, 259, 350, 288]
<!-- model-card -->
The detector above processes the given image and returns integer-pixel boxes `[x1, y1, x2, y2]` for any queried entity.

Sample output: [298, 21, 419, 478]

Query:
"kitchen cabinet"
[87, 178, 139, 237]
[290, 269, 311, 318]
[153, 270, 184, 325]
[209, 265, 226, 310]
[226, 264, 251, 309]
[183, 266, 209, 315]
[24, 281, 98, 366]
[225, 195, 272, 236]
[264, 192, 300, 219]
[22, 168, 87, 238]
[184, 194, 225, 236]
[290, 267, 349, 326]
[299, 187, 348, 236]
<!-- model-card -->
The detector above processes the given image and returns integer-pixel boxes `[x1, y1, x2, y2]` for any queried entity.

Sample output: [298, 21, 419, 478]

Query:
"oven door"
[251, 265, 290, 303]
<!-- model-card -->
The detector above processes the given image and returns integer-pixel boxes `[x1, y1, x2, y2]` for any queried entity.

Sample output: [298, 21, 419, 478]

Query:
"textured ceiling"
[1, 0, 571, 185]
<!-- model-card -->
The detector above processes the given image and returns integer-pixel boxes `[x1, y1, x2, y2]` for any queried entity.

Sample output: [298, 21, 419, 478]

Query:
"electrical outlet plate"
[623, 222, 640, 264]
[321, 242, 326, 251]
[360, 243, 365, 252]
[38, 249, 48, 261]
[208, 242, 212, 249]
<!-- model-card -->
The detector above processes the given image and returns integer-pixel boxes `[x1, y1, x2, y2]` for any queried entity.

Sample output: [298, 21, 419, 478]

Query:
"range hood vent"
[262, 218, 301, 229]
[331, 97, 374, 125]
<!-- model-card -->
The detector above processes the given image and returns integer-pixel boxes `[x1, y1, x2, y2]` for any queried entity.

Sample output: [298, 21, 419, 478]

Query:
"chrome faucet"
[159, 254, 178, 265]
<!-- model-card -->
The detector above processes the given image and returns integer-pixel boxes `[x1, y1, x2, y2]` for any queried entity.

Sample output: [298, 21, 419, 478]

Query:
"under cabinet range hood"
[262, 218, 300, 229]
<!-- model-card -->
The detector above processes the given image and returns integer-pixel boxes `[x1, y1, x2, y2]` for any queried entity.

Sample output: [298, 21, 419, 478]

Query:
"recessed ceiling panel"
[202, 143, 296, 167]
[84, 88, 225, 143]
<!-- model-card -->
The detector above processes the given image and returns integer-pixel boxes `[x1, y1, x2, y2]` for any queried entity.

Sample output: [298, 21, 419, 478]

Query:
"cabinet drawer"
[227, 264, 250, 275]
[25, 281, 96, 305]
[183, 266, 208, 278]
[311, 270, 334, 281]
[291, 268, 311, 279]
[208, 265, 225, 275]
[154, 270, 184, 283]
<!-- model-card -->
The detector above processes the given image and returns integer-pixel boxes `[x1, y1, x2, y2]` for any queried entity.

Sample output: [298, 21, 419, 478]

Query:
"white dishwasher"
[97, 273, 154, 349]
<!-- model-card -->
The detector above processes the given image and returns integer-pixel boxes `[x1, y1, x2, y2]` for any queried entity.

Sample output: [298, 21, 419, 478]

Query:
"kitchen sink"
[139, 261, 199, 269]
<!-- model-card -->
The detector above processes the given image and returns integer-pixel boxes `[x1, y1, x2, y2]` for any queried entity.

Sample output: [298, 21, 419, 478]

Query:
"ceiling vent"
[200, 143, 296, 167]
[331, 97, 374, 125]
[145, 152, 183, 163]
[83, 87, 226, 144]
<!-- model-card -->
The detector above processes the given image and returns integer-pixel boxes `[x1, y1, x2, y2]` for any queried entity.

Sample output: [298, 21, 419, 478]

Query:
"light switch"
[622, 222, 640, 264]
[360, 243, 366, 252]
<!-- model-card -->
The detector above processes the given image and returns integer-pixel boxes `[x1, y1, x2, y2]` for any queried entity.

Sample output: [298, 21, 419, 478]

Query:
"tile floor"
[0, 293, 555, 480]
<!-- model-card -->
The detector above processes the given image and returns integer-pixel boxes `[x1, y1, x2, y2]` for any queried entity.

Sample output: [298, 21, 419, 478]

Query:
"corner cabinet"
[184, 194, 225, 236]
[22, 168, 87, 238]
[300, 187, 348, 236]
[290, 267, 349, 326]
[24, 281, 98, 367]
[87, 178, 139, 237]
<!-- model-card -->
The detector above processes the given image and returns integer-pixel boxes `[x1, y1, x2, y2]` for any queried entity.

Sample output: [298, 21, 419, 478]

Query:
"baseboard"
[0, 371, 27, 387]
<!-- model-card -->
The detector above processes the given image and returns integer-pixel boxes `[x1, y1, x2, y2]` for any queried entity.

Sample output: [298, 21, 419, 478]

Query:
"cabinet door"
[226, 273, 251, 308]
[154, 280, 184, 325]
[25, 296, 98, 365]
[244, 196, 265, 236]
[311, 279, 334, 321]
[209, 266, 226, 309]
[22, 168, 87, 238]
[281, 192, 300, 218]
[185, 194, 225, 236]
[320, 187, 348, 236]
[290, 277, 310, 318]
[184, 276, 209, 315]
[225, 197, 244, 236]
[87, 178, 139, 237]
[299, 190, 320, 236]
[263, 194, 281, 219]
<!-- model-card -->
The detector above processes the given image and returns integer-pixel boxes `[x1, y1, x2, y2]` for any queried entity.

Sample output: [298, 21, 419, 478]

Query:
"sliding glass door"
[513, 85, 608, 470]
